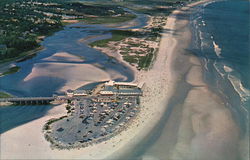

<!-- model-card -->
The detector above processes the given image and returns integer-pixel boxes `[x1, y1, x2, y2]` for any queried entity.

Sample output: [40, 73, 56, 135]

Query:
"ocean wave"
[202, 0, 222, 8]
[201, 20, 206, 26]
[228, 74, 250, 102]
[213, 61, 226, 77]
[203, 59, 209, 71]
[212, 41, 222, 57]
[223, 65, 233, 73]
[199, 31, 209, 52]
[213, 61, 250, 102]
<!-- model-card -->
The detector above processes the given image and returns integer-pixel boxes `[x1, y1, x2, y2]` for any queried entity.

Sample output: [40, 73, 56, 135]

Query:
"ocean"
[190, 0, 249, 132]
[125, 0, 249, 159]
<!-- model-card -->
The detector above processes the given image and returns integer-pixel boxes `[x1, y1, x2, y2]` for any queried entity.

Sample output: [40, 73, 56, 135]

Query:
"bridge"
[0, 97, 56, 105]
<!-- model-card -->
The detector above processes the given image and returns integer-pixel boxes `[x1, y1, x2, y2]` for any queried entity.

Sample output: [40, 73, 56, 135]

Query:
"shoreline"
[0, 46, 44, 76]
[0, 0, 237, 159]
[0, 13, 138, 79]
[132, 0, 246, 160]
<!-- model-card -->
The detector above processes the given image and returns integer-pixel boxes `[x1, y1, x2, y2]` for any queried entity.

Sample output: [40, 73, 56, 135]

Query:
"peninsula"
[0, 0, 248, 160]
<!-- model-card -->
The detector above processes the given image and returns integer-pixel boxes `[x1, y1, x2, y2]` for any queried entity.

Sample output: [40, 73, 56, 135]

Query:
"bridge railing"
[0, 97, 55, 102]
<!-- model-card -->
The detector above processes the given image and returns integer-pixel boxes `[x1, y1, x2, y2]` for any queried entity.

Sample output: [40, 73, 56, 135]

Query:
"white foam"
[202, 0, 218, 7]
[203, 58, 209, 71]
[201, 20, 206, 26]
[212, 41, 222, 57]
[223, 65, 233, 73]
[213, 61, 225, 77]
[228, 74, 250, 102]
[199, 31, 207, 51]
[199, 31, 203, 40]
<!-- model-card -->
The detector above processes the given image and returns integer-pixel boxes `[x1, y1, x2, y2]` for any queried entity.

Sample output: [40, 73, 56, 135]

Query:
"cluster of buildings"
[66, 80, 143, 98]
[99, 80, 143, 96]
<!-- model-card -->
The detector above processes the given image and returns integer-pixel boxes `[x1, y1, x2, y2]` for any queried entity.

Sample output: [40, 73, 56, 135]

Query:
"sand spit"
[23, 52, 126, 92]
[23, 62, 111, 92]
[0, 6, 176, 159]
[137, 1, 245, 160]
[43, 52, 85, 62]
[62, 19, 79, 24]
[1, 0, 244, 160]
[93, 16, 165, 70]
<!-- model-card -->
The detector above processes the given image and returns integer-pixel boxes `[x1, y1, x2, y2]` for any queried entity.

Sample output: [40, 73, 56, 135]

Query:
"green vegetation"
[65, 105, 72, 113]
[121, 47, 155, 70]
[0, 92, 13, 98]
[90, 30, 142, 47]
[0, 0, 136, 62]
[123, 56, 138, 64]
[138, 52, 154, 69]
[89, 28, 158, 69]
[78, 0, 190, 15]
[0, 66, 20, 76]
[44, 115, 68, 130]
[66, 105, 71, 111]
[79, 14, 136, 24]
[0, 46, 43, 64]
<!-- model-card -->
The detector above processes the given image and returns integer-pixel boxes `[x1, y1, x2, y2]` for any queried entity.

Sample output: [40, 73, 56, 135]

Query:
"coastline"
[131, 0, 246, 160]
[0, 46, 44, 76]
[1, 0, 241, 160]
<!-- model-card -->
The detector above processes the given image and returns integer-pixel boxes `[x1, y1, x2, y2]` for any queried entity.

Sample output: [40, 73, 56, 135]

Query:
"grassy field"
[89, 30, 140, 47]
[0, 46, 43, 64]
[0, 0, 137, 62]
[1, 66, 20, 76]
[138, 52, 154, 69]
[78, 0, 188, 15]
[0, 92, 13, 98]
[79, 14, 136, 24]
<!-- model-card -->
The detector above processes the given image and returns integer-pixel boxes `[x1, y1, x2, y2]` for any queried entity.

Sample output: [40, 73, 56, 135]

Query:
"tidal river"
[0, 12, 148, 134]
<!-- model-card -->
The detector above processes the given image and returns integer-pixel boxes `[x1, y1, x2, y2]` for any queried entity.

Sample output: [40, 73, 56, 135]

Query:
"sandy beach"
[23, 52, 127, 92]
[1, 0, 245, 159]
[132, 1, 246, 160]
[0, 2, 177, 157]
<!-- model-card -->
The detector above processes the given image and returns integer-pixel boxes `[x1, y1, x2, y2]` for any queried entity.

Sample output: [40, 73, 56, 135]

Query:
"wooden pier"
[0, 97, 56, 105]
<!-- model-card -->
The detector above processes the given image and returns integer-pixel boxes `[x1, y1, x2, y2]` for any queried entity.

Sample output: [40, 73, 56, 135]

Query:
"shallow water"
[124, 0, 249, 159]
[189, 1, 249, 158]
[190, 0, 249, 132]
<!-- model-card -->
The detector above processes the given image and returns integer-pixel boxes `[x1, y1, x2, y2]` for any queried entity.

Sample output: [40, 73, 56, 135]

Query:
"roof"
[114, 82, 138, 86]
[118, 88, 142, 94]
[100, 91, 114, 95]
[105, 80, 114, 86]
[105, 80, 138, 87]
[74, 90, 87, 94]
[138, 82, 145, 89]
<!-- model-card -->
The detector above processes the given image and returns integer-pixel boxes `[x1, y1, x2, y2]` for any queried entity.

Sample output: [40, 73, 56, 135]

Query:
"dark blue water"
[0, 12, 148, 133]
[190, 0, 249, 132]
[0, 105, 54, 133]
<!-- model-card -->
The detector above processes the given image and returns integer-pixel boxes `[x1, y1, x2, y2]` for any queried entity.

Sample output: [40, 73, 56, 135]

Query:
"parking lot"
[49, 96, 139, 147]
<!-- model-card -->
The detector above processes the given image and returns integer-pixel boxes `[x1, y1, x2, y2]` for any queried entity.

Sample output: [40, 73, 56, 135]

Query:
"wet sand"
[0, 0, 244, 159]
[0, 4, 177, 159]
[23, 52, 126, 92]
[136, 1, 244, 160]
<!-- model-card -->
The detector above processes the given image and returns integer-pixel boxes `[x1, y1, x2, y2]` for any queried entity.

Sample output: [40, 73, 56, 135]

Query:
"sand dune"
[0, 3, 178, 159]
[170, 86, 240, 160]
[43, 52, 85, 62]
[23, 52, 126, 92]
[1, 0, 244, 160]
[23, 62, 111, 92]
